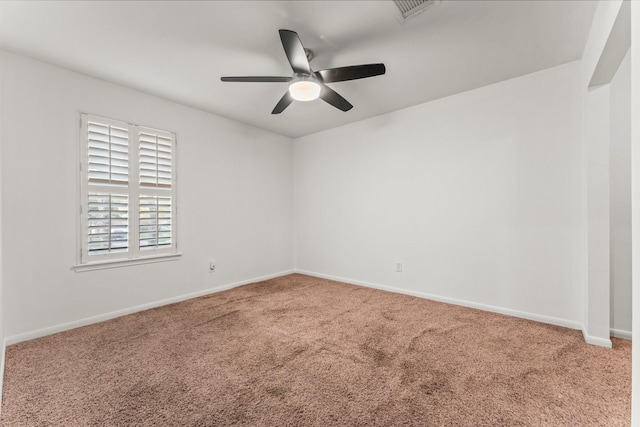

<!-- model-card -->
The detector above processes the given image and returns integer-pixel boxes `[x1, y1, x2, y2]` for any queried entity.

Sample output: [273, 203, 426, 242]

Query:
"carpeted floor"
[0, 274, 631, 426]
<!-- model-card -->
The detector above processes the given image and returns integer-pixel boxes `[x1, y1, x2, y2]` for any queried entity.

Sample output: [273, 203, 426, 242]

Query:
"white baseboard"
[5, 270, 294, 346]
[582, 326, 613, 348]
[295, 269, 584, 331]
[610, 328, 632, 340]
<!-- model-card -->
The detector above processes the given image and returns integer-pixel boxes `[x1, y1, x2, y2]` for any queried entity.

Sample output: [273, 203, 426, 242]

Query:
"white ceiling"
[0, 0, 597, 138]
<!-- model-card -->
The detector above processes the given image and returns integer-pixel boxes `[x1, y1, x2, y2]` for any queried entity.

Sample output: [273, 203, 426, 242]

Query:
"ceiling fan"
[221, 29, 386, 114]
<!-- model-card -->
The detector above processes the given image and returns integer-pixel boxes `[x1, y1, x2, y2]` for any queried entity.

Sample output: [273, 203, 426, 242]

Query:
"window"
[77, 114, 178, 268]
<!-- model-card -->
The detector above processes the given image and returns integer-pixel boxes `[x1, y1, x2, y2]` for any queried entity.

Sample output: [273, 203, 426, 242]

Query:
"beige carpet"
[1, 274, 631, 426]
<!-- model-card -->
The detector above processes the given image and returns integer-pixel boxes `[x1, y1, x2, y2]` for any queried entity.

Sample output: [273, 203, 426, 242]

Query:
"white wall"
[583, 0, 625, 87]
[0, 50, 294, 340]
[580, 0, 628, 348]
[0, 52, 4, 406]
[583, 83, 611, 346]
[294, 61, 584, 326]
[631, 2, 640, 424]
[610, 48, 632, 336]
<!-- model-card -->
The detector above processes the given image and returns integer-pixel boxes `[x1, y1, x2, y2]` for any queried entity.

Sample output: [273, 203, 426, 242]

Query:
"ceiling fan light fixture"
[221, 29, 385, 113]
[288, 80, 321, 102]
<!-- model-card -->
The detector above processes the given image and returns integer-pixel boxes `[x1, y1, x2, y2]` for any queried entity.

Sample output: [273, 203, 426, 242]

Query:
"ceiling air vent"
[393, 0, 435, 20]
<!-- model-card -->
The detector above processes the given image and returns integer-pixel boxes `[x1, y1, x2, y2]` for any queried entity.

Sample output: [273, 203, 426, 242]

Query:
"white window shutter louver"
[139, 130, 172, 188]
[87, 121, 129, 184]
[87, 193, 129, 255]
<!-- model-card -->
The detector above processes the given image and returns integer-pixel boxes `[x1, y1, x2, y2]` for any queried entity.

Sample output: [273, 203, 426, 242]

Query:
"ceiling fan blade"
[316, 63, 386, 83]
[319, 85, 353, 112]
[279, 29, 312, 75]
[271, 91, 294, 114]
[221, 76, 292, 83]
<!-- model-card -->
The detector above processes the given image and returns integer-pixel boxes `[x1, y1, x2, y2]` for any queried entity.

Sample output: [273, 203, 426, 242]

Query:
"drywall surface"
[294, 61, 584, 324]
[583, 83, 611, 345]
[583, 0, 624, 86]
[631, 2, 640, 424]
[580, 0, 631, 347]
[610, 48, 632, 335]
[0, 50, 293, 338]
[0, 58, 4, 405]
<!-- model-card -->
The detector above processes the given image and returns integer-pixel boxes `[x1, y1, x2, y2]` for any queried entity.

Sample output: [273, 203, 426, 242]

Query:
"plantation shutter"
[83, 116, 131, 259]
[139, 131, 172, 188]
[79, 114, 177, 265]
[138, 127, 175, 252]
[87, 193, 129, 254]
[139, 195, 172, 250]
[87, 121, 129, 184]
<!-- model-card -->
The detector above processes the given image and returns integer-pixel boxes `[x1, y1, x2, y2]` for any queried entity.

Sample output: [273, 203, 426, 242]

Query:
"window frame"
[75, 113, 179, 271]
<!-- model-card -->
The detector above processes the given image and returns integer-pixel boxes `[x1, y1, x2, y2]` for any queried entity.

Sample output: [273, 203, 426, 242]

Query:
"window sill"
[72, 253, 182, 272]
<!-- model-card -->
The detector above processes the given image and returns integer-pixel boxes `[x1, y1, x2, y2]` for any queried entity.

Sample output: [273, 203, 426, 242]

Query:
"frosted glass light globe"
[288, 80, 321, 101]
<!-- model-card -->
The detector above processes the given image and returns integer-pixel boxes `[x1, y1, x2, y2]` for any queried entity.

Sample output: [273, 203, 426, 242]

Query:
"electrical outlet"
[396, 262, 403, 272]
